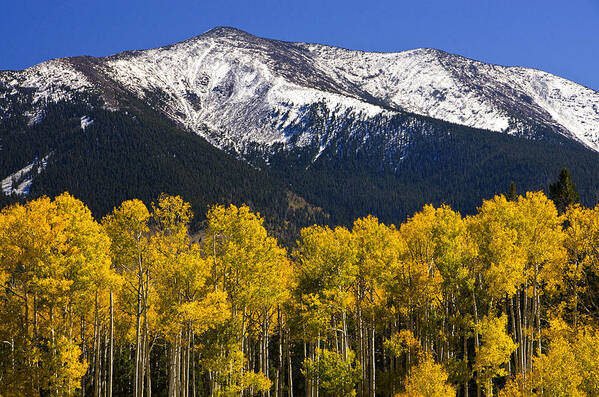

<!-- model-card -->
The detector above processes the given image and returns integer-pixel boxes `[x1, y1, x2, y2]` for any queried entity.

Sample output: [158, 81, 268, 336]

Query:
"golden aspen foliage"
[468, 195, 526, 300]
[474, 314, 518, 396]
[208, 349, 272, 396]
[0, 193, 112, 396]
[531, 335, 584, 397]
[563, 204, 599, 326]
[295, 225, 357, 340]
[394, 205, 453, 312]
[384, 329, 421, 359]
[572, 326, 599, 395]
[203, 203, 291, 393]
[516, 192, 566, 293]
[297, 225, 357, 311]
[44, 336, 88, 396]
[397, 353, 455, 397]
[3, 190, 599, 396]
[301, 348, 362, 397]
[498, 375, 528, 397]
[102, 199, 152, 339]
[149, 194, 230, 339]
[102, 199, 150, 267]
[205, 204, 291, 311]
[350, 215, 404, 340]
[429, 205, 476, 290]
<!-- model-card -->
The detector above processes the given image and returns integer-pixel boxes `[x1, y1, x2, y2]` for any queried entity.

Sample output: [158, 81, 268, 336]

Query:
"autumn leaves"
[1, 190, 599, 396]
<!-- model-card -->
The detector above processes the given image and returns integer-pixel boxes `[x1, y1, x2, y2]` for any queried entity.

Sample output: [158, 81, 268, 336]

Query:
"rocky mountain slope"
[3, 27, 599, 158]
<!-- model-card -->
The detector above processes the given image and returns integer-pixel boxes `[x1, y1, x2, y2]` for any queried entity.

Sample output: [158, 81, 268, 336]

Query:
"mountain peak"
[199, 26, 255, 39]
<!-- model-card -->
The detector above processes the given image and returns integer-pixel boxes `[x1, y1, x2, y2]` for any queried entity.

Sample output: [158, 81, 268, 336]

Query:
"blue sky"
[2, 0, 598, 90]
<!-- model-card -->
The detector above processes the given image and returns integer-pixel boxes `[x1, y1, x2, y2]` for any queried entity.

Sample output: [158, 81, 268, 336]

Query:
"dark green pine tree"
[506, 181, 518, 202]
[549, 168, 580, 214]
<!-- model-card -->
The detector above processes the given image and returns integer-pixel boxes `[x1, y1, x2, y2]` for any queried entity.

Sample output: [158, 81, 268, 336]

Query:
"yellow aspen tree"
[204, 204, 291, 395]
[296, 225, 357, 357]
[301, 348, 362, 397]
[531, 338, 583, 396]
[516, 192, 566, 373]
[397, 353, 455, 397]
[352, 216, 399, 397]
[149, 194, 230, 397]
[563, 204, 599, 327]
[0, 193, 112, 396]
[102, 199, 152, 397]
[469, 195, 526, 302]
[474, 314, 517, 396]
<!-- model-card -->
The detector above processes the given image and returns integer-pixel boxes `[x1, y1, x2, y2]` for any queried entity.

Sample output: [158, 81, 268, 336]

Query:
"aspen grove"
[1, 192, 599, 396]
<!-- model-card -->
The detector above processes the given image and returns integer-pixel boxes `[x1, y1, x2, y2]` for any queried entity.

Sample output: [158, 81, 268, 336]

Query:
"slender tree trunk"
[523, 279, 529, 374]
[286, 328, 293, 397]
[94, 293, 101, 397]
[109, 290, 114, 397]
[464, 335, 469, 397]
[472, 287, 480, 397]
[169, 336, 177, 397]
[192, 331, 196, 397]
[342, 309, 348, 361]
[144, 270, 151, 397]
[81, 317, 87, 397]
[358, 304, 365, 397]
[303, 340, 310, 397]
[135, 273, 143, 397]
[534, 263, 542, 357]
[277, 308, 283, 397]
[145, 335, 151, 397]
[509, 295, 518, 375]
[516, 290, 525, 377]
[370, 324, 375, 397]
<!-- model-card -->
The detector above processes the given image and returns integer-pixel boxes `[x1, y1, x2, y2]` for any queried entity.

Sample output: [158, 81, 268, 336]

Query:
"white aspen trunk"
[135, 270, 143, 397]
[342, 309, 348, 361]
[109, 290, 114, 397]
[286, 327, 293, 397]
[523, 279, 529, 374]
[277, 308, 283, 397]
[144, 270, 151, 397]
[94, 293, 101, 397]
[509, 295, 518, 375]
[369, 324, 375, 397]
[464, 335, 469, 397]
[472, 287, 481, 397]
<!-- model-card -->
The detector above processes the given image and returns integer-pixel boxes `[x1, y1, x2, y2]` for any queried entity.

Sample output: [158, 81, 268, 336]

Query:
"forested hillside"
[0, 97, 328, 244]
[3, 95, 599, 242]
[1, 191, 598, 396]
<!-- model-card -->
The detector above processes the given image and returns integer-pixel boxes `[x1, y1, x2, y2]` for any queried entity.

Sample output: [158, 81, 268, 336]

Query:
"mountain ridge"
[5, 27, 598, 160]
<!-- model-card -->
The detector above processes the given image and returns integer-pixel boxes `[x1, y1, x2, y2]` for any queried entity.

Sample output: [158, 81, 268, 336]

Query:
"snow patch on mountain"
[1, 155, 50, 196]
[301, 43, 599, 149]
[1, 58, 94, 124]
[102, 36, 390, 154]
[80, 115, 94, 129]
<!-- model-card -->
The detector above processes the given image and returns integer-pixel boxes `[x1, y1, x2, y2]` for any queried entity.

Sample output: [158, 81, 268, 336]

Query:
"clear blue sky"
[2, 0, 598, 91]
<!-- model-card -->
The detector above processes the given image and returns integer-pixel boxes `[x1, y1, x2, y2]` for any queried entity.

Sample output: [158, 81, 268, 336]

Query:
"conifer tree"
[549, 168, 580, 214]
[507, 181, 518, 202]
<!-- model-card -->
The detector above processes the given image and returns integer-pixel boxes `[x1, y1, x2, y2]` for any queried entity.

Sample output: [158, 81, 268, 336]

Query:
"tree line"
[1, 185, 599, 396]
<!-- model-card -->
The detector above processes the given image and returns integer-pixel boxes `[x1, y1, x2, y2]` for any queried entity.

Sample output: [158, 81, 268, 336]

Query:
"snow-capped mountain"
[3, 27, 599, 229]
[2, 26, 599, 161]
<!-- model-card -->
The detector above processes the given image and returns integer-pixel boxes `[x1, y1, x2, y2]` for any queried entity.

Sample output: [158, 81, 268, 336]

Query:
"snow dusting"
[3, 27, 599, 158]
[1, 155, 50, 196]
